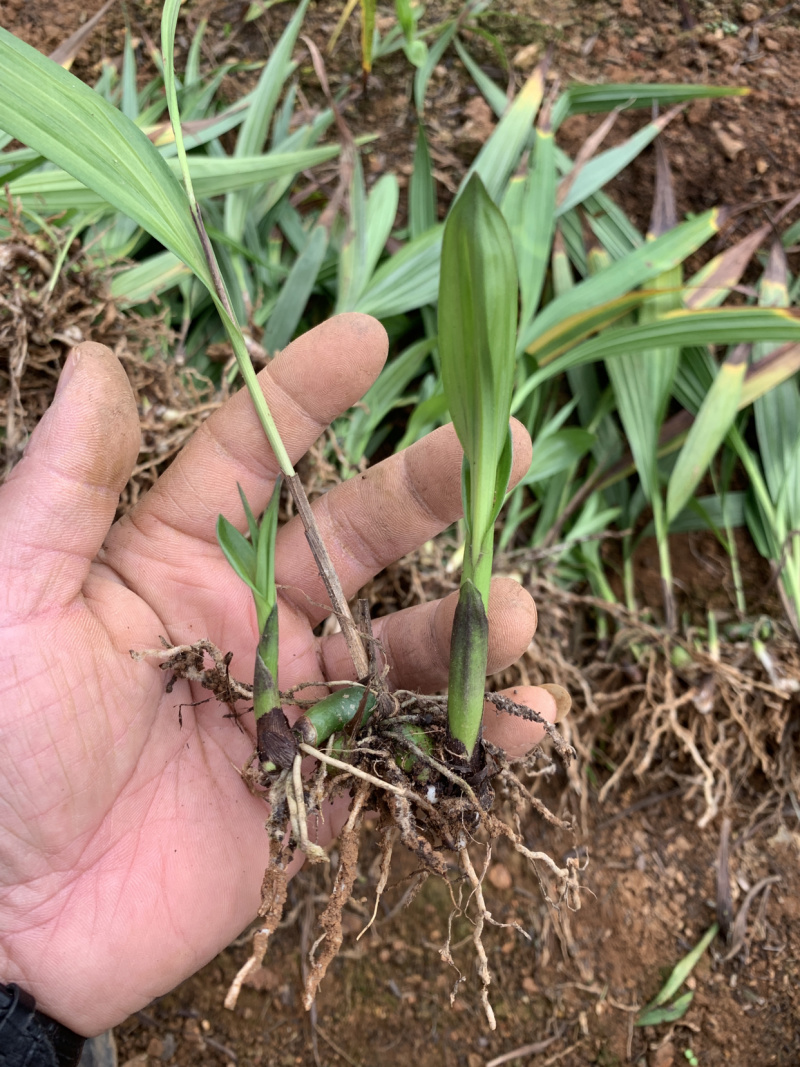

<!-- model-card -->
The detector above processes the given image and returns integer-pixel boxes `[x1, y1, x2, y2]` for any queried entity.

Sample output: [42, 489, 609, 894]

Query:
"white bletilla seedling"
[438, 174, 519, 759]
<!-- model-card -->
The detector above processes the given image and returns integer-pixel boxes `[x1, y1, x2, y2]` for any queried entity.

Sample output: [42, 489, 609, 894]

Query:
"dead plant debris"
[0, 202, 223, 508]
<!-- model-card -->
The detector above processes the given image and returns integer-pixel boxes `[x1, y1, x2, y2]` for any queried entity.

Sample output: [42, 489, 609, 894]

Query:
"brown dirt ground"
[2, 1, 800, 1065]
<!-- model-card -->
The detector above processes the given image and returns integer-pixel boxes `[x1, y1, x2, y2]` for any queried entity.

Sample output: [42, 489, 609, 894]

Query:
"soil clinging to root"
[133, 632, 582, 1028]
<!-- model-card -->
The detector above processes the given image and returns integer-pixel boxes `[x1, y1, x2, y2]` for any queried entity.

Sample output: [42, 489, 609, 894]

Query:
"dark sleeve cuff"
[0, 983, 86, 1067]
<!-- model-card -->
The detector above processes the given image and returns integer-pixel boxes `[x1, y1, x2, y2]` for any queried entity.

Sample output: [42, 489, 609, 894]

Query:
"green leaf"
[523, 428, 596, 484]
[262, 223, 329, 354]
[410, 124, 437, 240]
[110, 250, 192, 304]
[364, 174, 400, 286]
[224, 0, 310, 242]
[216, 514, 258, 595]
[256, 480, 282, 625]
[355, 225, 442, 318]
[552, 82, 747, 128]
[439, 173, 518, 580]
[0, 26, 212, 289]
[344, 337, 435, 463]
[454, 36, 508, 118]
[642, 492, 746, 537]
[636, 923, 718, 1028]
[395, 389, 449, 451]
[520, 208, 723, 356]
[337, 153, 368, 313]
[516, 123, 556, 336]
[7, 146, 344, 212]
[666, 344, 749, 523]
[525, 307, 800, 394]
[238, 483, 260, 545]
[557, 107, 681, 216]
[465, 63, 546, 202]
[635, 991, 694, 1028]
[414, 19, 457, 113]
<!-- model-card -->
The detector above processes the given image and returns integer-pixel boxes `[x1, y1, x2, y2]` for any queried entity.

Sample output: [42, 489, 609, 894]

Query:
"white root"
[297, 742, 439, 817]
[224, 927, 272, 1011]
[459, 846, 496, 1030]
[286, 753, 328, 864]
[357, 826, 396, 941]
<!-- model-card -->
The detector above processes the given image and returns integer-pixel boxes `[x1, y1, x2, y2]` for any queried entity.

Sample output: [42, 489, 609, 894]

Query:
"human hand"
[0, 314, 558, 1035]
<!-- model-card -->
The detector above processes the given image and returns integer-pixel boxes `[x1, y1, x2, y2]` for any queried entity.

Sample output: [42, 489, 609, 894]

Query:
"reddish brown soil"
[109, 793, 800, 1067]
[3, 2, 800, 1065]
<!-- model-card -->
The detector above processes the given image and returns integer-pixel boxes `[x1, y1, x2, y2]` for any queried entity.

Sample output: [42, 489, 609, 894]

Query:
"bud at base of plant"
[446, 578, 489, 759]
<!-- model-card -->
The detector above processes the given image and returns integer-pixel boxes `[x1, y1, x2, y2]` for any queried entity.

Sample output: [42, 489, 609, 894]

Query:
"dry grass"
[0, 201, 221, 507]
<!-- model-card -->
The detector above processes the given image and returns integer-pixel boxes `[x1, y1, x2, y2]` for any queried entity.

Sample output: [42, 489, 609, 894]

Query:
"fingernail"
[55, 348, 81, 396]
[538, 683, 572, 721]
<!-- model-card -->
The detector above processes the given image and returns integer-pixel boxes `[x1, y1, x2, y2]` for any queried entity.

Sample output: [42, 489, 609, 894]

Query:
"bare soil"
[2, 1, 800, 1065]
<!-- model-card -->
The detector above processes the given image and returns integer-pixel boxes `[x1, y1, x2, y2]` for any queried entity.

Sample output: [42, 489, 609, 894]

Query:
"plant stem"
[287, 474, 370, 680]
[652, 493, 675, 631]
[163, 20, 367, 681]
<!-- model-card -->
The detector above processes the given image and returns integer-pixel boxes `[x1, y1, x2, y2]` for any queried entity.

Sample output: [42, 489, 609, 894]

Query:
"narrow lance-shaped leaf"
[557, 105, 684, 216]
[465, 60, 547, 203]
[355, 224, 442, 318]
[516, 106, 556, 340]
[439, 174, 517, 585]
[0, 26, 212, 289]
[6, 145, 346, 212]
[551, 82, 746, 128]
[224, 0, 310, 244]
[517, 306, 800, 402]
[453, 36, 508, 118]
[608, 137, 681, 507]
[566, 342, 800, 505]
[666, 344, 749, 524]
[216, 482, 282, 765]
[520, 207, 726, 356]
[414, 18, 457, 114]
[635, 923, 719, 1027]
[262, 223, 329, 355]
[410, 123, 437, 239]
[438, 173, 518, 758]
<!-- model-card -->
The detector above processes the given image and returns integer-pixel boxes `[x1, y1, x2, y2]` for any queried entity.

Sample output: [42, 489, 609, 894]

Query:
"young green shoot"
[217, 482, 282, 769]
[438, 174, 518, 759]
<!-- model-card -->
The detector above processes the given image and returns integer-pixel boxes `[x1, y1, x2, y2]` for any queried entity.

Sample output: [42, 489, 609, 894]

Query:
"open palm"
[0, 314, 554, 1036]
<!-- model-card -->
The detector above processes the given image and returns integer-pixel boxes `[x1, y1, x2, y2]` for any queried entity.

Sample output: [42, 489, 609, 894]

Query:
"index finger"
[104, 314, 388, 616]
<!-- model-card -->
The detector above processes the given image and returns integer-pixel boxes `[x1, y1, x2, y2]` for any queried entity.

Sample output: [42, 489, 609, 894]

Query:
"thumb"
[0, 342, 140, 619]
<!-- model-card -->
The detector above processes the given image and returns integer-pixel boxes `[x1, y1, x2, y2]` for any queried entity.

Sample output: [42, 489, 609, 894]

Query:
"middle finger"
[276, 419, 533, 626]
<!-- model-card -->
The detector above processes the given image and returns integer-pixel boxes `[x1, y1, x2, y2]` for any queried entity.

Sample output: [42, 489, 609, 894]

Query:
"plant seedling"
[635, 922, 718, 1027]
[0, 5, 579, 1028]
[438, 173, 518, 759]
[217, 483, 285, 770]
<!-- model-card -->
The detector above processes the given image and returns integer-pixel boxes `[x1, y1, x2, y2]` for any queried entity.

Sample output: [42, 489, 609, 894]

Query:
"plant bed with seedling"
[5, 0, 800, 1039]
[132, 172, 581, 1027]
[0, 2, 580, 1028]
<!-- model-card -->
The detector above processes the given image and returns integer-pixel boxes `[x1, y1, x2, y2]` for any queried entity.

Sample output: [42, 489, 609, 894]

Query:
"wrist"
[0, 982, 86, 1067]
